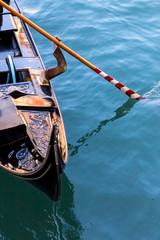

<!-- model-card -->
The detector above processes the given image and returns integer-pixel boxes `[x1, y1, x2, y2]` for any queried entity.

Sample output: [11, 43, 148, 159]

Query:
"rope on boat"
[6, 73, 10, 84]
[6, 55, 16, 83]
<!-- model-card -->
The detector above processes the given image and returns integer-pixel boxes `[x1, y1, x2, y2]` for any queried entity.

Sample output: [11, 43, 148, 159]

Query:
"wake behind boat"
[0, 0, 68, 201]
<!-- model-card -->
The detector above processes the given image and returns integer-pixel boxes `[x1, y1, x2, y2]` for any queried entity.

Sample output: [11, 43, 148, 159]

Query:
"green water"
[1, 0, 160, 239]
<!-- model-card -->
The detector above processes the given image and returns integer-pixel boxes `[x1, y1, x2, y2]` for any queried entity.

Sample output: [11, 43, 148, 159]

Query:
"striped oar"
[0, 0, 144, 100]
[93, 67, 143, 100]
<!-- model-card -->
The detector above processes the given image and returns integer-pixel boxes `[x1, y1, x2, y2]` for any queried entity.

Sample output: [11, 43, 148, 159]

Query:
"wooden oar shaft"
[0, 0, 95, 69]
[0, 0, 143, 100]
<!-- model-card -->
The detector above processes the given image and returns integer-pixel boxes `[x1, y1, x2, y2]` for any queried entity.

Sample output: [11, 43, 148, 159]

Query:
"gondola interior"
[0, 0, 68, 200]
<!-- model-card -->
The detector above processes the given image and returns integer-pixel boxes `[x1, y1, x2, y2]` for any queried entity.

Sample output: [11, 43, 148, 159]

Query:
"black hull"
[28, 146, 61, 201]
[4, 146, 61, 201]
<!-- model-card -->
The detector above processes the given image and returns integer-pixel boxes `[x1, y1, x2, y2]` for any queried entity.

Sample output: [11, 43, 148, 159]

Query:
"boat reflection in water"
[0, 171, 83, 239]
[68, 99, 137, 156]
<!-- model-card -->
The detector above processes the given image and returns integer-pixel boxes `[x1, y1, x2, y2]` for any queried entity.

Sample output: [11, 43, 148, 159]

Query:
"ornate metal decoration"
[0, 83, 34, 98]
[21, 111, 52, 158]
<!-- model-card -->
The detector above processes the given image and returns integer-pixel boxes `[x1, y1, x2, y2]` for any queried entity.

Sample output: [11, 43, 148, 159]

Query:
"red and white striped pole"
[0, 0, 144, 100]
[93, 67, 144, 100]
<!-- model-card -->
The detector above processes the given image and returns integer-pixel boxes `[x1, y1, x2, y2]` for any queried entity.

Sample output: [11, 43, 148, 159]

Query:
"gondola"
[0, 0, 68, 201]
